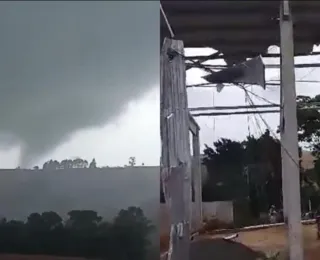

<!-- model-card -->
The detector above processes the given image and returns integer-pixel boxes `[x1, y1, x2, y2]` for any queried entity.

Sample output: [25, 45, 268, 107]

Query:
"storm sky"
[0, 1, 159, 168]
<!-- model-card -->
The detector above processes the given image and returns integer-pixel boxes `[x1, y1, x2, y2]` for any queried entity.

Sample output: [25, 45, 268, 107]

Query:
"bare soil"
[190, 238, 264, 260]
[162, 224, 320, 260]
[206, 224, 320, 260]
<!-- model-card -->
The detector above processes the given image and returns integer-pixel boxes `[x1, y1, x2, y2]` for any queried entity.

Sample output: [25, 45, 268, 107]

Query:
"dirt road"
[161, 224, 320, 260]
[206, 224, 320, 260]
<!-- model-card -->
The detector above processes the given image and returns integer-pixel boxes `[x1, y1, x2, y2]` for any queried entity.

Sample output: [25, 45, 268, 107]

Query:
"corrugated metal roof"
[160, 1, 320, 64]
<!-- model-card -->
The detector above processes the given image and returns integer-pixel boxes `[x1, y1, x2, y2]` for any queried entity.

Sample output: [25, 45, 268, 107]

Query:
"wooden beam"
[189, 104, 280, 112]
[192, 110, 279, 117]
[160, 37, 191, 260]
[189, 113, 200, 135]
[189, 63, 320, 70]
[173, 28, 319, 44]
[186, 51, 320, 60]
[192, 130, 202, 230]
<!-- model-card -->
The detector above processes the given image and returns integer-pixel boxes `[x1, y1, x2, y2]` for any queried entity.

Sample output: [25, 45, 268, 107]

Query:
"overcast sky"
[0, 1, 159, 168]
[0, 2, 319, 169]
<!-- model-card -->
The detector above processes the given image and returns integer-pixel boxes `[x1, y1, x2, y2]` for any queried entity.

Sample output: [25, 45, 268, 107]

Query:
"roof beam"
[189, 104, 280, 112]
[191, 110, 280, 117]
[162, 12, 319, 29]
[189, 113, 200, 135]
[193, 63, 320, 70]
[186, 51, 320, 60]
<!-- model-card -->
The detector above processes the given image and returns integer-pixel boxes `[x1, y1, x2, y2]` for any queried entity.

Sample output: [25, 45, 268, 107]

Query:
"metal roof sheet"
[160, 1, 320, 64]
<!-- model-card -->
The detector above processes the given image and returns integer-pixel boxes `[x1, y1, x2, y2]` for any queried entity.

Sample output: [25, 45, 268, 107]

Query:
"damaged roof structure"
[160, 1, 320, 260]
[160, 1, 320, 65]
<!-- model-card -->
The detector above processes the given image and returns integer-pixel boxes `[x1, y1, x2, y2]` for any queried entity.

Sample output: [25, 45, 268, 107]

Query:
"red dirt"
[161, 224, 320, 260]
[206, 224, 320, 260]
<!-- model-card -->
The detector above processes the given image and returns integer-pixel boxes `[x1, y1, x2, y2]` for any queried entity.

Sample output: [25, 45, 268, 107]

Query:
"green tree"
[42, 157, 91, 170]
[0, 208, 153, 260]
[296, 95, 320, 210]
[202, 138, 247, 202]
[110, 207, 154, 260]
[89, 158, 97, 168]
[42, 159, 60, 170]
[67, 210, 102, 230]
[296, 95, 320, 146]
[202, 130, 283, 218]
[128, 156, 136, 167]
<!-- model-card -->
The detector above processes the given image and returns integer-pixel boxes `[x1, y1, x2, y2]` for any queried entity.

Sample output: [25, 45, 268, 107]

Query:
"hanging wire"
[243, 87, 279, 106]
[298, 67, 317, 81]
[242, 85, 264, 136]
[212, 88, 216, 141]
[238, 84, 300, 170]
[160, 3, 175, 38]
[244, 90, 252, 136]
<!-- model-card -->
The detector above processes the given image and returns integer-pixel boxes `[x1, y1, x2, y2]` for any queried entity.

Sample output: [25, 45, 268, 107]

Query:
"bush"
[0, 207, 153, 260]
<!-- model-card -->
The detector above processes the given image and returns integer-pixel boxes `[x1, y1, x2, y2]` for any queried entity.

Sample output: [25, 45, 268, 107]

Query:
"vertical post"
[280, 57, 288, 221]
[279, 1, 303, 260]
[192, 130, 202, 229]
[160, 37, 191, 260]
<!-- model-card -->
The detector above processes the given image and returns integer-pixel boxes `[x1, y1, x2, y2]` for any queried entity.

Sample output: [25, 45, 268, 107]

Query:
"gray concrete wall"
[0, 167, 159, 223]
[160, 201, 234, 235]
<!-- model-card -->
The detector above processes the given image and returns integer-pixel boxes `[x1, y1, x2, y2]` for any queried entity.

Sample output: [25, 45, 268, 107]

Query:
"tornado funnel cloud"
[0, 1, 159, 166]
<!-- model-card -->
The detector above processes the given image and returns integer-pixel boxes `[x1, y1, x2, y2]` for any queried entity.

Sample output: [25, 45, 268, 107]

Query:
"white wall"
[0, 167, 159, 223]
[160, 201, 234, 235]
[201, 201, 234, 223]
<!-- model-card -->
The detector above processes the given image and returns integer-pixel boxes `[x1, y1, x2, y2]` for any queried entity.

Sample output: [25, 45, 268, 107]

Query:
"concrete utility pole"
[279, 1, 304, 259]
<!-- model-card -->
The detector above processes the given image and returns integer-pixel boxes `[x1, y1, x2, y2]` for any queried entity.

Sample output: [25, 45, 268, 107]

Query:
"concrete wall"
[0, 167, 159, 223]
[160, 201, 234, 235]
[202, 201, 233, 223]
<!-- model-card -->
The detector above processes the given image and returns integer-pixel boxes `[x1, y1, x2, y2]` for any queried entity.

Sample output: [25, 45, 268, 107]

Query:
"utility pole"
[160, 37, 191, 260]
[279, 1, 303, 259]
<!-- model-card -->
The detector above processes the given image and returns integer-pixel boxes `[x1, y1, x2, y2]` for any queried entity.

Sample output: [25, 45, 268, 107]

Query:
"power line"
[238, 84, 300, 171]
[242, 87, 279, 106]
[244, 89, 264, 136]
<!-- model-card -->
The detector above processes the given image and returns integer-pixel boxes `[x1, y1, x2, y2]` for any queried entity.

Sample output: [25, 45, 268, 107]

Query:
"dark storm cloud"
[0, 1, 159, 166]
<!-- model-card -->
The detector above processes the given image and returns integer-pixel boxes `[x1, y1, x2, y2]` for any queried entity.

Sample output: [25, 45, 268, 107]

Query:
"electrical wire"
[212, 91, 216, 141]
[243, 87, 279, 106]
[238, 84, 300, 170]
[243, 86, 264, 136]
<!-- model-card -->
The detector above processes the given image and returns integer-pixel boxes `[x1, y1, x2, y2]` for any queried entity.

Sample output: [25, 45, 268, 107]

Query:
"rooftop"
[160, 1, 320, 64]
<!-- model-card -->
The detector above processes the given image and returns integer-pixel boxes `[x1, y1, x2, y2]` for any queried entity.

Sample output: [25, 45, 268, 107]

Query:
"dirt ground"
[161, 224, 320, 260]
[190, 238, 264, 260]
[205, 224, 320, 260]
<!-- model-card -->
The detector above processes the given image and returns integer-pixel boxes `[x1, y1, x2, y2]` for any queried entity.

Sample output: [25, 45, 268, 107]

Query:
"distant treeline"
[27, 156, 140, 170]
[0, 207, 154, 260]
